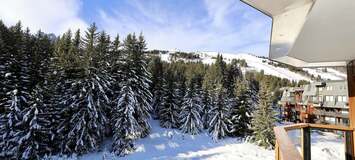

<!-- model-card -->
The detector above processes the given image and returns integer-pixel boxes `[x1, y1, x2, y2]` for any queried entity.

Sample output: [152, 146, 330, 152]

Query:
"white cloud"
[125, 0, 168, 25]
[0, 0, 87, 34]
[203, 0, 239, 28]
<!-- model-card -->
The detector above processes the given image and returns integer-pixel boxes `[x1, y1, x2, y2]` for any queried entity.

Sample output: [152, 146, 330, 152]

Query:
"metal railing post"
[301, 127, 311, 160]
[346, 131, 354, 160]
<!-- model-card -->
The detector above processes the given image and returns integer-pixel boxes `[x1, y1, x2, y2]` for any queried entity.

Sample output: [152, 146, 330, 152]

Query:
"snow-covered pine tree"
[3, 23, 32, 106]
[249, 80, 276, 149]
[12, 29, 54, 158]
[158, 69, 179, 129]
[244, 73, 260, 119]
[0, 22, 33, 159]
[229, 79, 254, 137]
[106, 34, 124, 138]
[0, 88, 24, 158]
[203, 54, 225, 92]
[249, 79, 260, 108]
[29, 30, 53, 90]
[54, 24, 111, 154]
[179, 79, 203, 135]
[224, 60, 243, 95]
[109, 34, 123, 98]
[111, 34, 121, 57]
[201, 90, 212, 129]
[20, 28, 34, 93]
[135, 33, 153, 137]
[109, 34, 123, 77]
[208, 86, 231, 141]
[0, 22, 9, 153]
[96, 30, 114, 137]
[111, 33, 152, 155]
[0, 20, 12, 114]
[215, 54, 227, 88]
[58, 73, 110, 154]
[124, 33, 152, 137]
[41, 55, 65, 154]
[82, 24, 98, 68]
[111, 84, 140, 156]
[173, 69, 186, 128]
[49, 30, 75, 154]
[15, 85, 52, 159]
[148, 56, 164, 119]
[95, 31, 111, 69]
[52, 30, 78, 154]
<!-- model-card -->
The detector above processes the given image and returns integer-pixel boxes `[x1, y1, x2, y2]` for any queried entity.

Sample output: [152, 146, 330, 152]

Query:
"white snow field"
[159, 51, 346, 82]
[50, 120, 345, 160]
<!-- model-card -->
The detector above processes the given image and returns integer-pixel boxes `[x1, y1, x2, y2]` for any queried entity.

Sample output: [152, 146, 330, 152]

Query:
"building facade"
[280, 80, 349, 125]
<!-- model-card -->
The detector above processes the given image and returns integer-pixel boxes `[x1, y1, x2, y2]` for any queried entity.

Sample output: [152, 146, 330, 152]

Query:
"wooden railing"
[274, 123, 353, 160]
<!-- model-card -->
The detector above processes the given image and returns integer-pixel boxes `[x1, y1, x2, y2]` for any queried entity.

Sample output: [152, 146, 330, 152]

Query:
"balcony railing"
[274, 123, 353, 160]
[312, 110, 349, 118]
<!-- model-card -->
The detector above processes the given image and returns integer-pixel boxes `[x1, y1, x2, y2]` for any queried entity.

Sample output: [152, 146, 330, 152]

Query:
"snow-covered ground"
[50, 120, 345, 160]
[158, 51, 346, 82]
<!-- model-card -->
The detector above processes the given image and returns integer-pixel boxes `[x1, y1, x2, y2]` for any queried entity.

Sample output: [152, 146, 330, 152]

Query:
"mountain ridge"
[149, 50, 346, 82]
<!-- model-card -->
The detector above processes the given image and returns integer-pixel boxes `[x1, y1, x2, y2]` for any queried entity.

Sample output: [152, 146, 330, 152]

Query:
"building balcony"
[312, 110, 349, 118]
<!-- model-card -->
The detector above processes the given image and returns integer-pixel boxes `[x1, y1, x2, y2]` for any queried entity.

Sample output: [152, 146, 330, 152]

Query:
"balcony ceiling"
[242, 0, 355, 67]
[241, 0, 312, 16]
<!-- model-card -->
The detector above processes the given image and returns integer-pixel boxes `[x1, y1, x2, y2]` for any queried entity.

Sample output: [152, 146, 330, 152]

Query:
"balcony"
[240, 0, 355, 159]
[274, 123, 353, 160]
[312, 110, 349, 118]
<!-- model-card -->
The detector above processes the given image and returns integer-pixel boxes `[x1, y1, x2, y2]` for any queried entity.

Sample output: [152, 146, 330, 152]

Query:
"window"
[337, 96, 348, 102]
[326, 86, 333, 91]
[343, 96, 348, 102]
[318, 96, 323, 101]
[319, 87, 323, 91]
[326, 96, 334, 102]
[312, 96, 317, 102]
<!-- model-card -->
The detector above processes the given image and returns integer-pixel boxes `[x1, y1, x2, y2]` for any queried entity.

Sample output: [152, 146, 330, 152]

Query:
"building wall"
[280, 80, 349, 125]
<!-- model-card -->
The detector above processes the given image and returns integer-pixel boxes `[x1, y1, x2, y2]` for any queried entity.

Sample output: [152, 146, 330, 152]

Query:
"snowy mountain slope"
[157, 51, 346, 82]
[201, 52, 311, 82]
[303, 68, 346, 81]
[50, 120, 344, 160]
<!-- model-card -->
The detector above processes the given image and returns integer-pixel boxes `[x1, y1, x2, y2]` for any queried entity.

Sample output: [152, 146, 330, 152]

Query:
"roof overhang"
[242, 0, 355, 67]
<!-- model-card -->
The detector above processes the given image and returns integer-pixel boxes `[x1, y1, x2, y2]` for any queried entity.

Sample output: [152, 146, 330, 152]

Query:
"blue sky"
[0, 0, 271, 56]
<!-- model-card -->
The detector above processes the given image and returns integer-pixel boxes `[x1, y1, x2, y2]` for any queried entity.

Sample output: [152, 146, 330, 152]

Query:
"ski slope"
[200, 52, 311, 82]
[158, 51, 346, 82]
[50, 120, 345, 160]
[303, 68, 347, 81]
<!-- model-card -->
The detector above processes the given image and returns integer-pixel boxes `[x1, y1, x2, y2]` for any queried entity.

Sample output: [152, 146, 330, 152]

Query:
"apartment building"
[280, 80, 349, 125]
